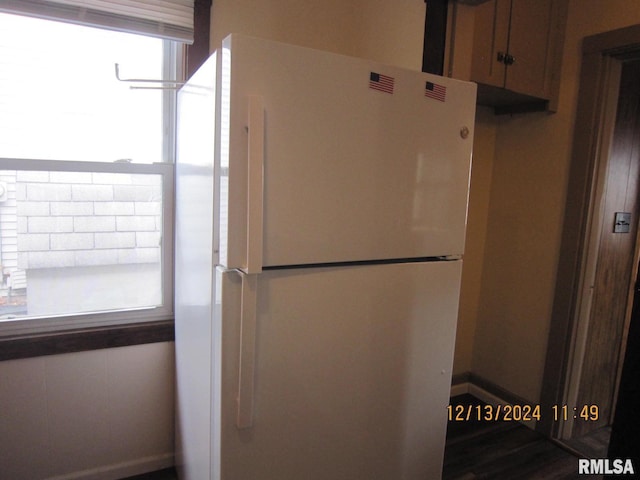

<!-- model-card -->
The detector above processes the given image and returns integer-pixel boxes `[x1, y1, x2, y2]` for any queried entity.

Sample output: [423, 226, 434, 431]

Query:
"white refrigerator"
[175, 34, 476, 480]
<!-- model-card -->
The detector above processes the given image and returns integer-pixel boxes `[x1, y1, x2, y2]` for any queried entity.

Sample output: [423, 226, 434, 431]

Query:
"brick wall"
[16, 171, 162, 270]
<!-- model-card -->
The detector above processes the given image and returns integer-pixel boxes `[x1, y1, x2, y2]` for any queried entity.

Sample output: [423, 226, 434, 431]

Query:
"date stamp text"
[447, 403, 599, 423]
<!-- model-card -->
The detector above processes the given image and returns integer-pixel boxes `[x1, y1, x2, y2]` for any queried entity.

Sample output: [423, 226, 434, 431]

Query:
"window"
[0, 10, 183, 336]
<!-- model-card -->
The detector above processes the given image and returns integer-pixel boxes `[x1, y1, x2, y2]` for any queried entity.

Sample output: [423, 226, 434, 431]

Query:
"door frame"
[539, 24, 640, 439]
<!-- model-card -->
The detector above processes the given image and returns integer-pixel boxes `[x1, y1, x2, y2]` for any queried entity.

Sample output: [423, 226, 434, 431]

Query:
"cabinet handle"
[497, 52, 516, 66]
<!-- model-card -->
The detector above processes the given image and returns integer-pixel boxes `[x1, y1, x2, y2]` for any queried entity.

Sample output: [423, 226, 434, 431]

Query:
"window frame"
[0, 1, 211, 358]
[0, 157, 175, 338]
[0, 21, 182, 344]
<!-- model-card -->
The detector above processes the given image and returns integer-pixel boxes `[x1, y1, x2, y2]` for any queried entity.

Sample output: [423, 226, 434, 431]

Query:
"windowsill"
[0, 320, 174, 361]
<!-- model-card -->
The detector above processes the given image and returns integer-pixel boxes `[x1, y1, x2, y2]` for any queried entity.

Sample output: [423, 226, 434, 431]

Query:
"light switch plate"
[614, 212, 631, 233]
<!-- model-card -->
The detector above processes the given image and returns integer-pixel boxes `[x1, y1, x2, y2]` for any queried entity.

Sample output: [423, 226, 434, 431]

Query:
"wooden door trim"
[561, 57, 622, 439]
[583, 24, 640, 56]
[539, 25, 640, 438]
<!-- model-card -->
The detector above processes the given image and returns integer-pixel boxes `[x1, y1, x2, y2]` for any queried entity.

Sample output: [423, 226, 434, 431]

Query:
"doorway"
[539, 25, 640, 457]
[564, 58, 640, 452]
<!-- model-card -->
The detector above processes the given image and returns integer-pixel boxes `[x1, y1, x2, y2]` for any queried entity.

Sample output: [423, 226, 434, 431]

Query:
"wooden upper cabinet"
[471, 0, 511, 89]
[470, 0, 567, 113]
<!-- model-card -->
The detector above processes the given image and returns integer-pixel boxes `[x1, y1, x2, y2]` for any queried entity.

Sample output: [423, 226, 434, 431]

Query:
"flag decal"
[369, 72, 394, 94]
[425, 81, 446, 102]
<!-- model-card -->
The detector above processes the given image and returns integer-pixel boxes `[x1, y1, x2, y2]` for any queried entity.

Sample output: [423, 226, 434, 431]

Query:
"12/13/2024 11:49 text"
[447, 404, 599, 422]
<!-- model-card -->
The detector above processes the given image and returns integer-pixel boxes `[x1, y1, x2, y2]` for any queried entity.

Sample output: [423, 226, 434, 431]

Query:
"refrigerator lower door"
[215, 260, 461, 480]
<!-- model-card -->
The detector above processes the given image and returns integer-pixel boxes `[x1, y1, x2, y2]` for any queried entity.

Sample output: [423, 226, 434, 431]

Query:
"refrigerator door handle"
[237, 272, 258, 429]
[244, 95, 264, 275]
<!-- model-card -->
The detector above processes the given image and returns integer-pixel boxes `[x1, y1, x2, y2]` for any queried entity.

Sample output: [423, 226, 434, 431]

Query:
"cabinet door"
[506, 0, 554, 99]
[470, 0, 510, 89]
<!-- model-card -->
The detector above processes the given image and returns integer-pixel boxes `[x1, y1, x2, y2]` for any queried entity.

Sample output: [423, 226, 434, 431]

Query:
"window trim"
[0, 158, 175, 339]
[0, 1, 213, 358]
[163, 39, 184, 162]
[0, 320, 174, 361]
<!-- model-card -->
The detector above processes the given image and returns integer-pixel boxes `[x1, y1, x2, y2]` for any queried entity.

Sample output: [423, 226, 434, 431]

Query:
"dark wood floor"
[122, 468, 177, 480]
[444, 395, 601, 480]
[564, 426, 611, 459]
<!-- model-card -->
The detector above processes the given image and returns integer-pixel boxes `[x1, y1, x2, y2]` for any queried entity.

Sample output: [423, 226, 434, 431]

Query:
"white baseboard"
[450, 381, 469, 398]
[469, 383, 537, 430]
[467, 382, 508, 407]
[46, 453, 174, 480]
[451, 377, 537, 430]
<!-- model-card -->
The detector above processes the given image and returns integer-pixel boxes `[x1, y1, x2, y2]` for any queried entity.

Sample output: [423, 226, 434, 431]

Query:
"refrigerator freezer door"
[219, 34, 476, 269]
[215, 260, 462, 480]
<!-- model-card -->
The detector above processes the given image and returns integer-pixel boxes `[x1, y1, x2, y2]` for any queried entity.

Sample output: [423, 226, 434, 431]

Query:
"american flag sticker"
[425, 81, 447, 102]
[369, 72, 394, 94]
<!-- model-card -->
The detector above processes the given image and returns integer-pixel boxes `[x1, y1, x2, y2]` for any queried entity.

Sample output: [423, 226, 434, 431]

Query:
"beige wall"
[0, 343, 175, 480]
[211, 0, 360, 58]
[210, 0, 425, 70]
[350, 0, 425, 70]
[454, 107, 495, 375]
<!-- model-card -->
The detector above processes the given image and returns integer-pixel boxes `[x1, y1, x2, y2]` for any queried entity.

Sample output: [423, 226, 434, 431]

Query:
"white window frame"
[0, 158, 175, 337]
[0, 31, 183, 337]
